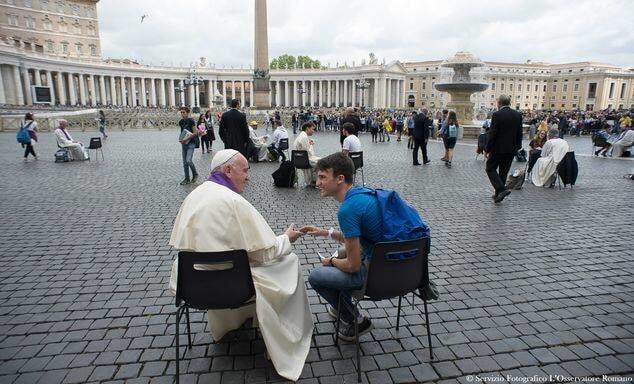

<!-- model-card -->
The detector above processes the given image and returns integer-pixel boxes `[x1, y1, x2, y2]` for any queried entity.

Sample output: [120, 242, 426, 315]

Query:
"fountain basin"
[434, 83, 488, 93]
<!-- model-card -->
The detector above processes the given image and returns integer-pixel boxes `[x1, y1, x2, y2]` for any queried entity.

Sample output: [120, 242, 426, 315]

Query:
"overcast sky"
[98, 0, 634, 68]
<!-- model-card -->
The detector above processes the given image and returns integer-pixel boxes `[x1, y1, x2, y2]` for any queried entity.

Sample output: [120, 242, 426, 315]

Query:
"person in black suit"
[340, 108, 362, 147]
[412, 109, 432, 165]
[485, 95, 523, 203]
[219, 99, 250, 157]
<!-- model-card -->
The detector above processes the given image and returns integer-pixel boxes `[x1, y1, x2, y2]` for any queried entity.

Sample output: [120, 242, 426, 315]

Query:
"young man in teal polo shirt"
[301, 152, 383, 340]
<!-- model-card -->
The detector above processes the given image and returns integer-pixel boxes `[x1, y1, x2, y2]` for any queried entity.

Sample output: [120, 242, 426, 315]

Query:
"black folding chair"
[348, 151, 365, 186]
[278, 138, 290, 159]
[291, 150, 313, 187]
[87, 137, 104, 161]
[174, 250, 255, 384]
[333, 238, 434, 382]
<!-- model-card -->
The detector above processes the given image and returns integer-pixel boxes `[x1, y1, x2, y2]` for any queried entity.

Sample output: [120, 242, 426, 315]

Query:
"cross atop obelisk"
[253, 0, 270, 108]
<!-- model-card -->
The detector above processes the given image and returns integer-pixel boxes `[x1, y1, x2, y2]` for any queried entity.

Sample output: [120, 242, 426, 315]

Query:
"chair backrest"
[349, 151, 364, 170]
[278, 138, 289, 150]
[362, 238, 428, 300]
[291, 150, 312, 169]
[88, 137, 102, 149]
[176, 250, 255, 310]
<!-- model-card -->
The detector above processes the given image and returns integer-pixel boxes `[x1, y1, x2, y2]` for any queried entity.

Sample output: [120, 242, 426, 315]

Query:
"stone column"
[0, 69, 5, 105]
[169, 79, 176, 107]
[335, 80, 340, 107]
[56, 72, 65, 105]
[373, 78, 379, 108]
[12, 66, 24, 105]
[250, 81, 255, 107]
[77, 74, 87, 106]
[129, 76, 137, 106]
[68, 73, 76, 106]
[209, 80, 215, 107]
[205, 80, 212, 107]
[275, 80, 281, 106]
[186, 83, 193, 107]
[301, 80, 306, 106]
[140, 78, 147, 107]
[351, 80, 357, 107]
[89, 75, 97, 106]
[109, 76, 117, 105]
[386, 78, 392, 108]
[342, 80, 348, 107]
[180, 80, 186, 106]
[120, 76, 127, 106]
[327, 80, 332, 107]
[293, 80, 298, 107]
[310, 80, 315, 107]
[220, 80, 226, 107]
[240, 81, 245, 105]
[34, 69, 41, 86]
[22, 67, 33, 105]
[231, 80, 236, 100]
[99, 75, 106, 105]
[159, 79, 166, 107]
[150, 78, 157, 107]
[284, 81, 290, 107]
[46, 71, 56, 105]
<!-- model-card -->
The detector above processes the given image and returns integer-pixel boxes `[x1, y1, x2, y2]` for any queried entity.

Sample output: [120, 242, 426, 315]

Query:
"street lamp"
[183, 65, 204, 113]
[356, 78, 370, 108]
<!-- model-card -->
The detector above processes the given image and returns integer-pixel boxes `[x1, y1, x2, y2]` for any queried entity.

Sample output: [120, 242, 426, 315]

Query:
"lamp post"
[183, 65, 204, 113]
[356, 78, 370, 108]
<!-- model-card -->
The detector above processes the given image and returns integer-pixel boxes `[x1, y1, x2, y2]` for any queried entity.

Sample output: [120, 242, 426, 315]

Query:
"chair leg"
[354, 301, 361, 383]
[361, 168, 365, 186]
[423, 299, 433, 360]
[185, 307, 192, 349]
[396, 296, 402, 331]
[334, 292, 343, 347]
[175, 308, 180, 384]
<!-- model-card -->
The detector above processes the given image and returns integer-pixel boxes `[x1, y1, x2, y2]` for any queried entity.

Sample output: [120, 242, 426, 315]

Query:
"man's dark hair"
[442, 109, 448, 115]
[301, 122, 314, 131]
[24, 112, 33, 120]
[316, 152, 355, 184]
[230, 99, 240, 108]
[179, 106, 190, 113]
[275, 119, 283, 126]
[342, 122, 357, 135]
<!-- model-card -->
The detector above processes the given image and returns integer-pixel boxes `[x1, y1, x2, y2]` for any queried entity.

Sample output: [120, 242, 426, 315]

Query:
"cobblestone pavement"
[0, 127, 633, 384]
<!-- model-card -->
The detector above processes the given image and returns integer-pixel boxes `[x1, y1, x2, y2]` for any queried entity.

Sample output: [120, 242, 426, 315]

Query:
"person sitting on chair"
[268, 120, 288, 162]
[341, 122, 362, 155]
[247, 121, 270, 162]
[531, 128, 570, 187]
[293, 122, 321, 186]
[168, 149, 313, 382]
[594, 124, 612, 157]
[54, 119, 87, 161]
[300, 153, 384, 341]
[610, 126, 634, 158]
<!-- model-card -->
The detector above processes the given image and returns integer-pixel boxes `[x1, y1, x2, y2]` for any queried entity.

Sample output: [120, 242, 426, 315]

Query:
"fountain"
[434, 52, 489, 139]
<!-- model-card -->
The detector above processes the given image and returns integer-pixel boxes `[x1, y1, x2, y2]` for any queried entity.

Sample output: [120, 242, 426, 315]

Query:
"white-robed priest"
[531, 128, 570, 187]
[168, 149, 314, 381]
[292, 121, 321, 186]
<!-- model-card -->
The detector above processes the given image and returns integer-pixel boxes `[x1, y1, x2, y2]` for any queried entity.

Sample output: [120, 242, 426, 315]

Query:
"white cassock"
[611, 130, 634, 157]
[531, 138, 570, 187]
[55, 128, 87, 160]
[249, 127, 270, 162]
[168, 181, 314, 381]
[292, 131, 320, 184]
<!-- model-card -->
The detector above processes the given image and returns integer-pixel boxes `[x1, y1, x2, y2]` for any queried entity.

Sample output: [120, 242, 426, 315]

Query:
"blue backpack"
[16, 121, 32, 144]
[348, 187, 430, 244]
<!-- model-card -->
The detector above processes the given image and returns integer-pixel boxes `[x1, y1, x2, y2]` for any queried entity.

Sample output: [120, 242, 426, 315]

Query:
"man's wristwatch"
[327, 227, 335, 239]
[329, 257, 335, 266]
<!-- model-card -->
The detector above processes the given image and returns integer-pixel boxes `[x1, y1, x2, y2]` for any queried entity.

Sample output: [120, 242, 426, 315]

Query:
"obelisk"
[253, 0, 270, 108]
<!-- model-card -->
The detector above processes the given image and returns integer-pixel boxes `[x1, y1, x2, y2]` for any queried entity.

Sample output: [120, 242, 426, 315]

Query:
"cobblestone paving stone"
[0, 127, 633, 384]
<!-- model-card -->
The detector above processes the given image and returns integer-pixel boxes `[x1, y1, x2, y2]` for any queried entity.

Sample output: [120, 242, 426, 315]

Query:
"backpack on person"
[515, 148, 527, 162]
[16, 121, 32, 144]
[54, 148, 70, 163]
[272, 160, 296, 188]
[447, 124, 457, 138]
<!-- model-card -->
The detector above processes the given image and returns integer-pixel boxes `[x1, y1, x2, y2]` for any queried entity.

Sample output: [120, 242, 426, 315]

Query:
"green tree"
[270, 54, 322, 69]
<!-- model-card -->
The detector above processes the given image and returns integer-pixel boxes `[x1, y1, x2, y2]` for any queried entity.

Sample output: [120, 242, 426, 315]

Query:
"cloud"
[98, 0, 634, 68]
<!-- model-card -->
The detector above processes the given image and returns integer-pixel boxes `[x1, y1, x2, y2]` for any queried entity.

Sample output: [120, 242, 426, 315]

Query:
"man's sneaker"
[191, 174, 199, 183]
[179, 178, 190, 185]
[338, 317, 373, 342]
[494, 189, 511, 203]
[327, 305, 350, 325]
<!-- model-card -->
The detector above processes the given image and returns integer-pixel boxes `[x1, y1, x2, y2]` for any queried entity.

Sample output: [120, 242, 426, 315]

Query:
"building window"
[563, 84, 567, 92]
[587, 83, 597, 98]
[75, 43, 82, 54]
[620, 83, 626, 99]
[41, 0, 48, 11]
[409, 82, 413, 90]
[89, 44, 96, 56]
[8, 14, 18, 26]
[562, 95, 566, 100]
[509, 84, 513, 91]
[43, 17, 52, 30]
[26, 16, 36, 29]
[71, 4, 79, 16]
[61, 42, 68, 54]
[501, 83, 505, 91]
[57, 1, 64, 13]
[6, 0, 14, 5]
[552, 85, 557, 92]
[535, 85, 538, 92]
[573, 96, 578, 100]
[608, 83, 615, 98]
[45, 40, 54, 51]
[574, 84, 579, 92]
[422, 83, 425, 90]
[518, 84, 522, 92]
[543, 85, 546, 92]
[491, 83, 496, 90]
[572, 104, 577, 108]
[24, 0, 32, 7]
[73, 22, 81, 34]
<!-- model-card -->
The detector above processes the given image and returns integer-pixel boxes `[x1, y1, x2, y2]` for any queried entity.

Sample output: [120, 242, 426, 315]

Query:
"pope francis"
[168, 149, 314, 381]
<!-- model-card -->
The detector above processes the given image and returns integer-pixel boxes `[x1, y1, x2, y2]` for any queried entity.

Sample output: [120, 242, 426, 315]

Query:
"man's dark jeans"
[486, 153, 514, 194]
[412, 138, 429, 164]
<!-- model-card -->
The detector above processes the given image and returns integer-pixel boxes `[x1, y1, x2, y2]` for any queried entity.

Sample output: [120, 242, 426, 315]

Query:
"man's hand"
[285, 223, 304, 243]
[321, 256, 333, 266]
[299, 225, 327, 237]
[486, 152, 492, 159]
